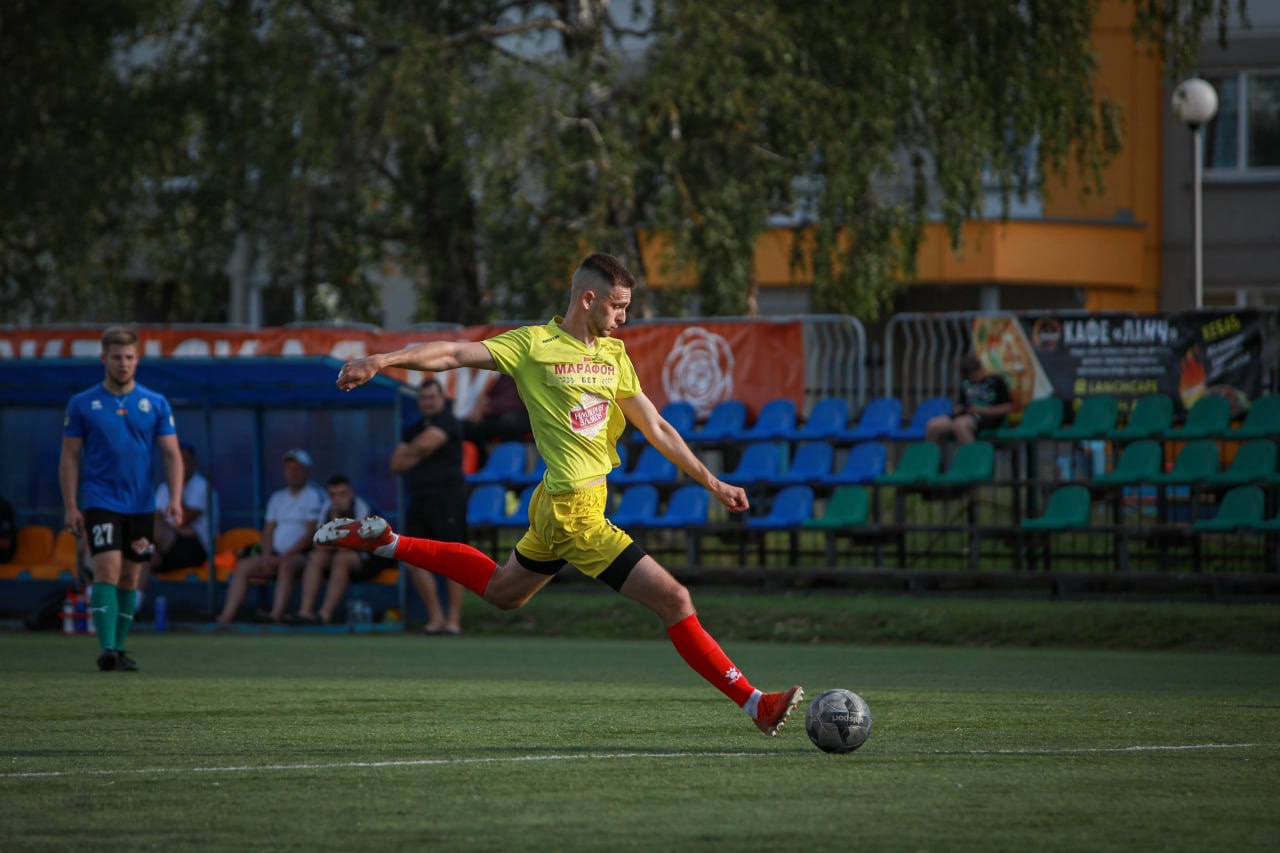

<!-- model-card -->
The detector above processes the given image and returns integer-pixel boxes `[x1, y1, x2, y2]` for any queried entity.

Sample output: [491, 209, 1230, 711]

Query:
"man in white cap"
[215, 448, 323, 625]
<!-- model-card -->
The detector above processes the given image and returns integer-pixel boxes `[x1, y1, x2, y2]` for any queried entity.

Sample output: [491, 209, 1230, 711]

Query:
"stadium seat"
[608, 485, 660, 529]
[0, 526, 57, 578]
[782, 397, 850, 442]
[609, 445, 678, 486]
[771, 442, 835, 486]
[819, 442, 888, 486]
[927, 441, 995, 487]
[510, 456, 547, 487]
[1151, 439, 1220, 485]
[465, 484, 509, 527]
[723, 442, 783, 486]
[839, 397, 903, 442]
[1107, 394, 1174, 441]
[1205, 439, 1277, 487]
[1192, 485, 1266, 532]
[995, 397, 1063, 442]
[1052, 395, 1119, 441]
[634, 400, 697, 446]
[24, 529, 81, 581]
[607, 443, 630, 482]
[745, 485, 815, 531]
[465, 441, 529, 485]
[1091, 440, 1163, 488]
[803, 486, 870, 531]
[875, 442, 941, 487]
[887, 396, 951, 441]
[1021, 484, 1093, 531]
[688, 399, 747, 443]
[1166, 394, 1233, 440]
[733, 398, 798, 442]
[649, 484, 709, 530]
[1231, 394, 1280, 439]
[494, 486, 536, 528]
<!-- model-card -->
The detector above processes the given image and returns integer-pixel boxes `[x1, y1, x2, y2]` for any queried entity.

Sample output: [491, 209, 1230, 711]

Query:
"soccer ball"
[805, 689, 872, 754]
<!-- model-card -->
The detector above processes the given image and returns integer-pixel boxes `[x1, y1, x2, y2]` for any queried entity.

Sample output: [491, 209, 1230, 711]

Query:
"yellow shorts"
[515, 482, 636, 578]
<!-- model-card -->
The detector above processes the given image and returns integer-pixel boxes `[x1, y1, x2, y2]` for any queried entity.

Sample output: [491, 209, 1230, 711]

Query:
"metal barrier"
[883, 312, 983, 413]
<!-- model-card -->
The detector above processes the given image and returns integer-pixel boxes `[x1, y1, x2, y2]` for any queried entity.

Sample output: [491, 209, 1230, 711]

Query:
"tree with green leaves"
[0, 0, 1247, 325]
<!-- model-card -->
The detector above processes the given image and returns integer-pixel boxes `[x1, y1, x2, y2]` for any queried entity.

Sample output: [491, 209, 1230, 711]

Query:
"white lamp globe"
[1172, 78, 1219, 127]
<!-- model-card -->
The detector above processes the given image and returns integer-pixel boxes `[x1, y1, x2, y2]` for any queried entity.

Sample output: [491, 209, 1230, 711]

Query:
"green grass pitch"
[1, 632, 1277, 851]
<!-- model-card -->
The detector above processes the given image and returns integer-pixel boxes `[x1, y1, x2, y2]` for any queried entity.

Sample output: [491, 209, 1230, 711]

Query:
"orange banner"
[0, 322, 805, 420]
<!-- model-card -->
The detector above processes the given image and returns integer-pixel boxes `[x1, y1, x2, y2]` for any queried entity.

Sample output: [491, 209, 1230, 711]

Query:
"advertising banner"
[971, 310, 1275, 415]
[0, 320, 806, 419]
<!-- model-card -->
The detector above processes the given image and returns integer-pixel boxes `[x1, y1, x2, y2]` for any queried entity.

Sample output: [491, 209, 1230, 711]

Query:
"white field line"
[0, 743, 1261, 780]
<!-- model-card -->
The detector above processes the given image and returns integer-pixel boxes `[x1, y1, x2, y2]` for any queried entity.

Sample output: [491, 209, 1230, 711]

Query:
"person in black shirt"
[0, 496, 15, 564]
[390, 379, 468, 634]
[925, 355, 1014, 444]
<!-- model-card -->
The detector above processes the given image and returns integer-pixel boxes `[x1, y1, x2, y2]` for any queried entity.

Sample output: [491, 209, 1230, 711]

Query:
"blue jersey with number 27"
[63, 382, 177, 515]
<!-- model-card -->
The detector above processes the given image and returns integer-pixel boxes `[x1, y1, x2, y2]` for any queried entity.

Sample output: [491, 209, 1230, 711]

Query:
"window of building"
[1203, 71, 1280, 173]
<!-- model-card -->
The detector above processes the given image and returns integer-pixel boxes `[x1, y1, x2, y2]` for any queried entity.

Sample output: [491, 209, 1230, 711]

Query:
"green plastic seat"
[1022, 484, 1093, 531]
[1205, 439, 1278, 487]
[1192, 485, 1266, 532]
[1151, 439, 1220, 485]
[1250, 508, 1280, 532]
[875, 442, 941, 487]
[1052, 395, 1119, 441]
[928, 441, 995, 487]
[802, 486, 870, 530]
[1106, 394, 1173, 441]
[994, 397, 1063, 442]
[1166, 394, 1232, 440]
[1092, 440, 1162, 488]
[1231, 394, 1280, 440]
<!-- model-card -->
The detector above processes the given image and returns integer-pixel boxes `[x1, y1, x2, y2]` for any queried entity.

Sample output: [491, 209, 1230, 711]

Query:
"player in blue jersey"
[59, 327, 185, 671]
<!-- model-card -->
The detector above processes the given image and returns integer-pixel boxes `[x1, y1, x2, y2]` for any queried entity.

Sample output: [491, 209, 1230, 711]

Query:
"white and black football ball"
[805, 688, 872, 754]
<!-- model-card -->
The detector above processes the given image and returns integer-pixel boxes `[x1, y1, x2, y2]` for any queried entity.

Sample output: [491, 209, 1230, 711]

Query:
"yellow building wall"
[641, 1, 1164, 311]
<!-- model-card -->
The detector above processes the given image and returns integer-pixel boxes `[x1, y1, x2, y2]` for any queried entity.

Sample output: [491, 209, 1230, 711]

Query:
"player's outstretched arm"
[337, 340, 496, 391]
[617, 393, 749, 513]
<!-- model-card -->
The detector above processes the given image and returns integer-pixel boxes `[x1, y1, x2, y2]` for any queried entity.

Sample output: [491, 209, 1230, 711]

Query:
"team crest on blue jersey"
[139, 399, 151, 413]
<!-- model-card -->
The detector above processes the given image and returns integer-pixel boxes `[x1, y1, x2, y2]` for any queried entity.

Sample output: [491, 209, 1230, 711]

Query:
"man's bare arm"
[617, 393, 749, 513]
[337, 341, 496, 392]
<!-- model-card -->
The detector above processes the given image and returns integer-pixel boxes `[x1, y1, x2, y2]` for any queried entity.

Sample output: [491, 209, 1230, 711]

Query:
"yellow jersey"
[482, 317, 639, 494]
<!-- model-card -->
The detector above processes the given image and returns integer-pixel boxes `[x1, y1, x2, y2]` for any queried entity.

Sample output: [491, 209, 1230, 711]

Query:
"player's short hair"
[418, 378, 444, 395]
[574, 253, 637, 294]
[326, 474, 351, 489]
[960, 355, 984, 376]
[101, 326, 139, 351]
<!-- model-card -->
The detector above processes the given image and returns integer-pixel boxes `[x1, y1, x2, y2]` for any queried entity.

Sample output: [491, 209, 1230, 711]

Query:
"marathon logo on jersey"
[568, 393, 609, 439]
[553, 360, 616, 377]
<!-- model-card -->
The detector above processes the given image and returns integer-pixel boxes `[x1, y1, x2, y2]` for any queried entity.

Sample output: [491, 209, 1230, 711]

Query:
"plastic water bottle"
[73, 589, 89, 634]
[154, 595, 168, 633]
[62, 590, 76, 635]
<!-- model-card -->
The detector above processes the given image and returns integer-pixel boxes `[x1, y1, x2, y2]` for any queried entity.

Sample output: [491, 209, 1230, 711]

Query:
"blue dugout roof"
[0, 357, 408, 408]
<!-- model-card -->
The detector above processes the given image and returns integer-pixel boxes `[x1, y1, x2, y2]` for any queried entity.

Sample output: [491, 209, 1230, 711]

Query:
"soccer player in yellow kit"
[316, 253, 802, 736]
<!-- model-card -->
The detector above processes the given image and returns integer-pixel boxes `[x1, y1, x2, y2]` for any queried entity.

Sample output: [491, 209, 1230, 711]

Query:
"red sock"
[394, 537, 497, 598]
[666, 613, 756, 706]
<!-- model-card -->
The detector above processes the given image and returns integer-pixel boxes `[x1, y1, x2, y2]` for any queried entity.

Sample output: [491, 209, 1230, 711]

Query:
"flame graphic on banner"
[661, 327, 735, 418]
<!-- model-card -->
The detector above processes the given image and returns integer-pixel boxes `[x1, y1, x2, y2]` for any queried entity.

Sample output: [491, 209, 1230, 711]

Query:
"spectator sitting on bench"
[926, 355, 1013, 445]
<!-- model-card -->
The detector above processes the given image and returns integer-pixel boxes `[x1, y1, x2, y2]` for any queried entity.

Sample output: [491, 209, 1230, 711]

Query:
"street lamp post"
[1171, 78, 1219, 310]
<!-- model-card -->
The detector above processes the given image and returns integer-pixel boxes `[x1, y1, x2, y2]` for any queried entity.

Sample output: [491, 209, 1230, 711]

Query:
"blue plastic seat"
[820, 442, 888, 486]
[634, 400, 697, 446]
[465, 441, 528, 485]
[840, 397, 903, 442]
[724, 442, 783, 486]
[606, 443, 630, 482]
[771, 442, 835, 486]
[609, 445, 678, 486]
[649, 485, 709, 529]
[745, 485, 815, 530]
[733, 399, 798, 442]
[689, 399, 747, 443]
[493, 486, 536, 528]
[887, 397, 952, 441]
[608, 485, 660, 529]
[782, 397, 849, 442]
[509, 456, 547, 486]
[465, 484, 508, 527]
